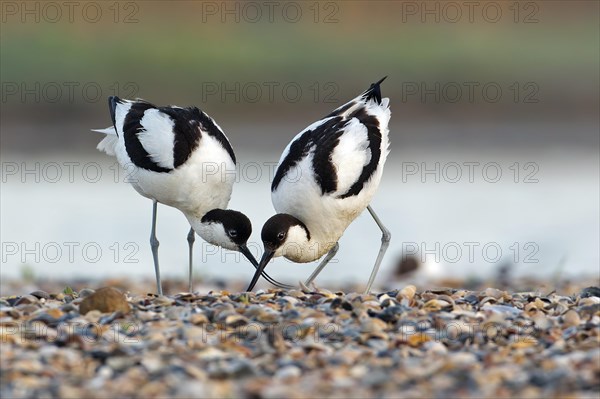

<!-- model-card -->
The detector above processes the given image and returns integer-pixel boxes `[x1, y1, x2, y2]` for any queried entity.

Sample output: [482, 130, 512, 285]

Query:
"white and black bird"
[94, 96, 292, 295]
[247, 77, 391, 294]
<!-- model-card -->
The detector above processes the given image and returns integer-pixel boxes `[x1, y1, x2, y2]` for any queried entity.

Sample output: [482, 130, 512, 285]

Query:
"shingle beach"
[1, 278, 599, 398]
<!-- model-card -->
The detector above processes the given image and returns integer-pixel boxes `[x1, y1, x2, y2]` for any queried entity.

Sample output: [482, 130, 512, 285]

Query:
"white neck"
[275, 225, 337, 263]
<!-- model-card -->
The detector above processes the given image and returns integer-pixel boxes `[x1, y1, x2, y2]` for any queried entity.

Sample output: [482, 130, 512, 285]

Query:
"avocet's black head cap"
[261, 214, 310, 251]
[201, 209, 252, 246]
[246, 214, 309, 291]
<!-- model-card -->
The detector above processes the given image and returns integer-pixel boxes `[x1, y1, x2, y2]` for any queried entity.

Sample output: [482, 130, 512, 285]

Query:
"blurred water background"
[1, 1, 598, 288]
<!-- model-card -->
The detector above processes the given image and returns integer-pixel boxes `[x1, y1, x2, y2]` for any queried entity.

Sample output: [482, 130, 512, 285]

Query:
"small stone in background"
[29, 290, 50, 300]
[580, 286, 600, 298]
[14, 295, 39, 305]
[563, 309, 581, 327]
[275, 365, 302, 381]
[79, 287, 130, 315]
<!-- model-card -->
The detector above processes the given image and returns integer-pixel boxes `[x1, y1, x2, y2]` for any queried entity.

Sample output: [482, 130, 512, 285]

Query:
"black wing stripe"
[158, 107, 203, 168]
[123, 101, 172, 173]
[271, 129, 313, 192]
[198, 112, 236, 165]
[339, 107, 382, 199]
[161, 106, 234, 168]
[311, 118, 346, 194]
[272, 117, 344, 193]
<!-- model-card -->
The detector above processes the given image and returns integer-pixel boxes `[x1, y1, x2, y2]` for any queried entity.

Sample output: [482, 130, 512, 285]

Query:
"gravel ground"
[1, 278, 599, 398]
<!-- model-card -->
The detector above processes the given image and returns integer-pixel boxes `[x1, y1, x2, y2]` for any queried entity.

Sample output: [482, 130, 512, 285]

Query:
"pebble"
[579, 296, 600, 306]
[483, 287, 505, 299]
[275, 365, 302, 381]
[190, 312, 209, 325]
[78, 287, 131, 315]
[580, 286, 600, 298]
[14, 295, 38, 305]
[423, 341, 448, 356]
[107, 356, 136, 372]
[29, 290, 49, 300]
[483, 303, 522, 315]
[398, 285, 416, 300]
[563, 309, 581, 327]
[141, 355, 164, 374]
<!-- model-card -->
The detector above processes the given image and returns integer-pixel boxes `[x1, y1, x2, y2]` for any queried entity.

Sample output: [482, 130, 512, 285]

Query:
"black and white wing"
[272, 77, 390, 200]
[96, 96, 235, 173]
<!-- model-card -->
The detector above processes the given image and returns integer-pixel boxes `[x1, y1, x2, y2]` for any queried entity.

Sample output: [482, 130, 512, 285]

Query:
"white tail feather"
[96, 134, 119, 156]
[91, 127, 116, 135]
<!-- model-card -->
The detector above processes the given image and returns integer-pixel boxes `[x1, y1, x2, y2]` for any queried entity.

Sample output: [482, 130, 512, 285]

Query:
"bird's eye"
[228, 229, 238, 237]
[277, 232, 285, 241]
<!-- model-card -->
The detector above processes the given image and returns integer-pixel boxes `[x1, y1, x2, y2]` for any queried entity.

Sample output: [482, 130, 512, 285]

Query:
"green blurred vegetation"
[1, 1, 598, 122]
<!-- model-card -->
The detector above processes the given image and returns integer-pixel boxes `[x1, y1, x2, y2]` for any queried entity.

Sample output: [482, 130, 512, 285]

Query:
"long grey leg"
[304, 242, 339, 286]
[364, 205, 391, 294]
[150, 200, 163, 296]
[187, 227, 195, 293]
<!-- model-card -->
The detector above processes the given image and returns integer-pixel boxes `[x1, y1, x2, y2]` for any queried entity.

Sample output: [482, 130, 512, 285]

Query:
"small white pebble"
[275, 365, 301, 380]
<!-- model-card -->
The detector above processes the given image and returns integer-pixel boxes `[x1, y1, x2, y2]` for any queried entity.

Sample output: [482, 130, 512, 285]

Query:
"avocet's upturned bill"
[247, 77, 392, 294]
[93, 97, 292, 295]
